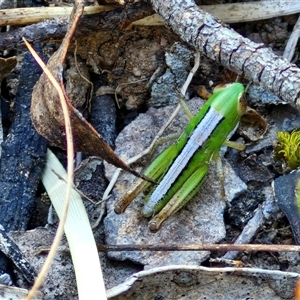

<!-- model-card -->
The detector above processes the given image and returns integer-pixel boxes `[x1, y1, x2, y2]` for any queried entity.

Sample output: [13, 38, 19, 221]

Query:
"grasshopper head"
[211, 82, 246, 122]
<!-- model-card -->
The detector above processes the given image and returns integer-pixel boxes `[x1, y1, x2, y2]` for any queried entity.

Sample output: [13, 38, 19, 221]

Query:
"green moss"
[275, 130, 300, 170]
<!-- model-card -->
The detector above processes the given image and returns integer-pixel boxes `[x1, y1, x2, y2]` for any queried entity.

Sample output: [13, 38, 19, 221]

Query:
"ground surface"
[1, 1, 300, 299]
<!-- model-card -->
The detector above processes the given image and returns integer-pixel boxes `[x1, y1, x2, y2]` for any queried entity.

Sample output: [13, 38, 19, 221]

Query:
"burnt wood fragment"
[0, 46, 47, 231]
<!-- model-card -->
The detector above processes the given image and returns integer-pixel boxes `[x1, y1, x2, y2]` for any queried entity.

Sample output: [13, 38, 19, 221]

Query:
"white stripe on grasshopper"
[142, 106, 224, 216]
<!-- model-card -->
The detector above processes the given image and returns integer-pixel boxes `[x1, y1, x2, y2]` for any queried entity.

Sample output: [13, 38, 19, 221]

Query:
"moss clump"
[275, 130, 300, 170]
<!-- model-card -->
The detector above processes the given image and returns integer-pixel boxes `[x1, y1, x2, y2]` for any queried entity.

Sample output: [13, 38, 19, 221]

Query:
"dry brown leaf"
[238, 107, 268, 141]
[30, 1, 152, 183]
[0, 56, 17, 82]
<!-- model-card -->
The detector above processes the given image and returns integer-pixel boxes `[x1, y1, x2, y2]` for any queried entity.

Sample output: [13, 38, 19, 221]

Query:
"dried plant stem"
[23, 37, 75, 300]
[25, 1, 107, 298]
[24, 2, 83, 299]
[0, 5, 117, 26]
[98, 243, 300, 253]
[126, 51, 201, 165]
[133, 1, 300, 26]
[283, 15, 300, 61]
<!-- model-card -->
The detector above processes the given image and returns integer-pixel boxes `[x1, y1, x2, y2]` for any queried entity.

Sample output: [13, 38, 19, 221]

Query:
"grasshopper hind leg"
[148, 165, 208, 232]
[114, 178, 147, 214]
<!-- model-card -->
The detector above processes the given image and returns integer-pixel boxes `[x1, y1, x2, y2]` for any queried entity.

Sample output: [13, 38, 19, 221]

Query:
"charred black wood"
[0, 224, 36, 284]
[89, 72, 116, 149]
[0, 45, 47, 231]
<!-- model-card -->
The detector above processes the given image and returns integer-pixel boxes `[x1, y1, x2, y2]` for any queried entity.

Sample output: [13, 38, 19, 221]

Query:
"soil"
[0, 1, 300, 299]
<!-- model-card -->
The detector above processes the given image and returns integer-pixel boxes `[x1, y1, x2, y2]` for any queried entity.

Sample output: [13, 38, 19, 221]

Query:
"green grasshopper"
[114, 83, 246, 232]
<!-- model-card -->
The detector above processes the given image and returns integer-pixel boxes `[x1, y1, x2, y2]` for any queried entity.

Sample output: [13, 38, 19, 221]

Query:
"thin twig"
[74, 40, 94, 113]
[49, 166, 104, 205]
[23, 39, 75, 299]
[97, 243, 300, 253]
[127, 51, 200, 163]
[114, 78, 148, 109]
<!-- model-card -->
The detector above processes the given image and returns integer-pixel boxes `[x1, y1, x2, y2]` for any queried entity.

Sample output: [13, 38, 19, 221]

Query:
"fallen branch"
[150, 0, 300, 107]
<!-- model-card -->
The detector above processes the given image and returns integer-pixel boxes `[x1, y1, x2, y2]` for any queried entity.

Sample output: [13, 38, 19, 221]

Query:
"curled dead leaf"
[238, 107, 267, 141]
[29, 3, 153, 183]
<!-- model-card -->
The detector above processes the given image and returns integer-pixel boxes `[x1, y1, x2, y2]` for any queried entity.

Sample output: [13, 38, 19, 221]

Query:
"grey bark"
[150, 0, 300, 108]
